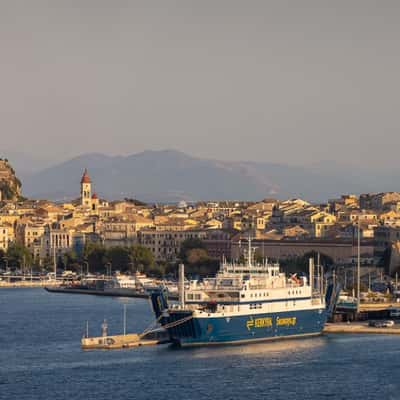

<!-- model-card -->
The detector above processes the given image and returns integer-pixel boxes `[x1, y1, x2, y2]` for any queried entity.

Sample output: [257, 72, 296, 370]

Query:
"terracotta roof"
[81, 169, 91, 184]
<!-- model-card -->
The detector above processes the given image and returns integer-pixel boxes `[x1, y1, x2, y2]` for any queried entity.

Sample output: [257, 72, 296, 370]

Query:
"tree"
[146, 262, 166, 278]
[59, 250, 79, 272]
[179, 238, 206, 262]
[82, 242, 155, 275]
[176, 238, 219, 277]
[6, 243, 33, 271]
[280, 251, 334, 275]
[0, 249, 6, 268]
[41, 256, 56, 272]
[128, 245, 155, 272]
[187, 248, 209, 265]
[83, 242, 109, 274]
[106, 246, 131, 272]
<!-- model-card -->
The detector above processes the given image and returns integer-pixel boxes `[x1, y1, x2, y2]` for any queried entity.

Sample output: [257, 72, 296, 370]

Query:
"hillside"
[0, 158, 22, 201]
[19, 150, 394, 203]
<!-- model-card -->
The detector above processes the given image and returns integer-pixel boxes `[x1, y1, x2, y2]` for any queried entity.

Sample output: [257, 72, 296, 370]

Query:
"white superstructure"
[177, 240, 325, 318]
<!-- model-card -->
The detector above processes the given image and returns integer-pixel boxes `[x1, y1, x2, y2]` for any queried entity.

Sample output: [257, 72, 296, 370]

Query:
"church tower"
[80, 169, 92, 207]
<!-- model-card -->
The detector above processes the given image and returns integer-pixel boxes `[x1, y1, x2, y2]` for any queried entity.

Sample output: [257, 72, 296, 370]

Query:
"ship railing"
[286, 282, 304, 288]
[198, 283, 243, 290]
[248, 285, 269, 290]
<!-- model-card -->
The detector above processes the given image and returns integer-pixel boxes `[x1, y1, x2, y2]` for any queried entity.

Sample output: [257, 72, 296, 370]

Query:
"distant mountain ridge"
[19, 150, 399, 203]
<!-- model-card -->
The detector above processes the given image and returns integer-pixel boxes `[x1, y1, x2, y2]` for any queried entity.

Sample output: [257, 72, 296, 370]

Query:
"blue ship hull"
[163, 308, 327, 347]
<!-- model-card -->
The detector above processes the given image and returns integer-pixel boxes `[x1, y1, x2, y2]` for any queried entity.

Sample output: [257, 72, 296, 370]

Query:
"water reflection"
[175, 336, 328, 359]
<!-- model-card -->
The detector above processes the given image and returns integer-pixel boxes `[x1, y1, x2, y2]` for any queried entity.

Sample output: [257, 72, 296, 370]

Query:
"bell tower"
[80, 169, 92, 207]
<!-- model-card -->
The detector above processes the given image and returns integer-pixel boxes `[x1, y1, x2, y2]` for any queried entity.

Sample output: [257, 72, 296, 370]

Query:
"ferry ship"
[151, 240, 339, 346]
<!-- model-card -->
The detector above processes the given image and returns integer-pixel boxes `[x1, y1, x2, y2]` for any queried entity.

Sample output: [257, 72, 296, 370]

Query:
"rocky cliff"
[0, 159, 22, 201]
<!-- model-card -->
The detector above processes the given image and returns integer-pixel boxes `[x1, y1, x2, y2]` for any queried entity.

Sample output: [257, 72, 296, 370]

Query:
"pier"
[324, 322, 400, 335]
[81, 330, 170, 350]
[0, 278, 61, 288]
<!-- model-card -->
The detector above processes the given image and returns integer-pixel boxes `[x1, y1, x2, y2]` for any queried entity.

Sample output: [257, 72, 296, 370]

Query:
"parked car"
[389, 308, 400, 318]
[369, 320, 395, 328]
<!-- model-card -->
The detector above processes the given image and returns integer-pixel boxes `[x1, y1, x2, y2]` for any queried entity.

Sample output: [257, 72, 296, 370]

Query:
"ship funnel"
[179, 263, 185, 309]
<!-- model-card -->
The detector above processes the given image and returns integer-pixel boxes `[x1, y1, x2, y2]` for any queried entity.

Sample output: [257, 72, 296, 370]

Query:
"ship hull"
[164, 308, 327, 347]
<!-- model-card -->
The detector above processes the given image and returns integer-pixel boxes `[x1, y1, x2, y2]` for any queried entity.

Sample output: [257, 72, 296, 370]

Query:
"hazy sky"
[1, 1, 400, 168]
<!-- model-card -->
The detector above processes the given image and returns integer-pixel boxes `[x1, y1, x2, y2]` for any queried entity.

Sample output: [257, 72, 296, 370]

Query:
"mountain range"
[16, 150, 399, 203]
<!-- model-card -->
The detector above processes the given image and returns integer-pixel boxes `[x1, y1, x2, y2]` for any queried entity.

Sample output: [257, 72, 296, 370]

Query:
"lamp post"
[83, 260, 89, 276]
[128, 261, 134, 274]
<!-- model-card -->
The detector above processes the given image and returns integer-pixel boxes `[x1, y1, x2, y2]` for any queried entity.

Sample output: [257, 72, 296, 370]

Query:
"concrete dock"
[324, 322, 400, 335]
[0, 280, 61, 288]
[81, 330, 170, 350]
[359, 302, 400, 312]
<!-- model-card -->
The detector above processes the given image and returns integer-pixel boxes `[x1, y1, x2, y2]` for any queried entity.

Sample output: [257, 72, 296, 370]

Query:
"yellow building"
[16, 223, 45, 251]
[154, 218, 199, 231]
[138, 229, 207, 262]
[101, 215, 154, 246]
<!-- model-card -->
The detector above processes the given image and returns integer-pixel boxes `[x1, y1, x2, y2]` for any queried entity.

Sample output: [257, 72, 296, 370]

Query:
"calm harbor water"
[1, 288, 400, 400]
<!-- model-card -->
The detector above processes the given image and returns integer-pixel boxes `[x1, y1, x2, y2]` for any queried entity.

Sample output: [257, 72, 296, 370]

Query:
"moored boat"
[151, 239, 339, 347]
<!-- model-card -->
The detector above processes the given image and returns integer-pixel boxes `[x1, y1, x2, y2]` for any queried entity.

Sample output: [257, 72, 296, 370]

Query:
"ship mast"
[248, 236, 252, 267]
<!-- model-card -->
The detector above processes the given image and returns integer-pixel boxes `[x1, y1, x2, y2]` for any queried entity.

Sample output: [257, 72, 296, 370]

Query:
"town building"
[138, 229, 207, 262]
[374, 225, 400, 259]
[231, 237, 374, 265]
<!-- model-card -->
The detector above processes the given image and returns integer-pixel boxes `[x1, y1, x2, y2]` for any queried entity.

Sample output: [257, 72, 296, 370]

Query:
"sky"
[1, 0, 400, 170]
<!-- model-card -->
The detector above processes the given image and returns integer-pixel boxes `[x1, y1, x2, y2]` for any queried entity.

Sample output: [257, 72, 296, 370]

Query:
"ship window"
[241, 294, 245, 298]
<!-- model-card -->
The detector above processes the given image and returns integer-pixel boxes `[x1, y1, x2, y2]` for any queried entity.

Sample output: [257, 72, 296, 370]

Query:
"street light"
[83, 260, 89, 276]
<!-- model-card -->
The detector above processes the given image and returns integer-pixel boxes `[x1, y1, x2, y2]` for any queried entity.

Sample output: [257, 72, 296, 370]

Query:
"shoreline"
[0, 281, 61, 288]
